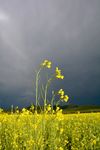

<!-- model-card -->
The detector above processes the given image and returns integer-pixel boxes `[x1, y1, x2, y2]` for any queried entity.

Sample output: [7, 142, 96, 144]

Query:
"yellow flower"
[58, 89, 64, 95]
[61, 91, 64, 96]
[55, 67, 64, 79]
[92, 140, 96, 145]
[63, 95, 69, 102]
[56, 75, 61, 79]
[27, 139, 34, 146]
[56, 67, 60, 73]
[60, 75, 64, 79]
[41, 59, 52, 68]
[47, 65, 51, 68]
[56, 106, 60, 111]
[59, 147, 64, 150]
[47, 61, 52, 65]
[47, 104, 51, 111]
[22, 108, 26, 112]
[58, 89, 69, 102]
[60, 128, 64, 134]
[60, 95, 64, 99]
[41, 60, 48, 66]
[47, 61, 52, 68]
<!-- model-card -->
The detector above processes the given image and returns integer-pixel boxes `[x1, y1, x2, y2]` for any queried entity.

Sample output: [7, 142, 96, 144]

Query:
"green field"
[61, 105, 100, 114]
[0, 110, 100, 150]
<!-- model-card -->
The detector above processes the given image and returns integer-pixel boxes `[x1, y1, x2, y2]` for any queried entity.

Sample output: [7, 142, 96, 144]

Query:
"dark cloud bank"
[0, 0, 100, 108]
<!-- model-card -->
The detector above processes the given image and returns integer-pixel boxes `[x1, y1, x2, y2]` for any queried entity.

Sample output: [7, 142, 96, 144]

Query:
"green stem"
[35, 68, 41, 112]
[51, 91, 55, 113]
[44, 76, 54, 112]
[56, 100, 61, 108]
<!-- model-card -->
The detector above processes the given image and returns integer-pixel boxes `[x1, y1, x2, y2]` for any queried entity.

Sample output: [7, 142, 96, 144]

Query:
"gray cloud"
[0, 0, 100, 108]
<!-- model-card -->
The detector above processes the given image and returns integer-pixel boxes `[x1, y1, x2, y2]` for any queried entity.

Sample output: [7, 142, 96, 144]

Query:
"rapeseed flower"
[92, 140, 96, 145]
[56, 106, 60, 111]
[63, 95, 69, 102]
[60, 128, 64, 134]
[59, 147, 64, 150]
[41, 59, 52, 68]
[47, 104, 51, 111]
[58, 89, 64, 96]
[58, 89, 69, 102]
[55, 67, 64, 79]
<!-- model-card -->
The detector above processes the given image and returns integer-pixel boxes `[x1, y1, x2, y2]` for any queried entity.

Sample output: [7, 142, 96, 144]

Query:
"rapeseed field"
[0, 111, 100, 150]
[0, 59, 100, 150]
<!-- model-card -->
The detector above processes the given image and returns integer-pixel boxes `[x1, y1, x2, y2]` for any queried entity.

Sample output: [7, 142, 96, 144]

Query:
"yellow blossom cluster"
[41, 59, 52, 68]
[41, 60, 64, 80]
[55, 67, 64, 79]
[58, 89, 69, 102]
[47, 104, 52, 112]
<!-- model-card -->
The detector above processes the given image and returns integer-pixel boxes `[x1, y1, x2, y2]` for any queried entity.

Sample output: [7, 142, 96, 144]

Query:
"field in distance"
[61, 105, 100, 113]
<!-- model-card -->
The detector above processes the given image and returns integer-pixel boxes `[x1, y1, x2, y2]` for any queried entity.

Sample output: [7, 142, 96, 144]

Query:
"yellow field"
[0, 111, 100, 150]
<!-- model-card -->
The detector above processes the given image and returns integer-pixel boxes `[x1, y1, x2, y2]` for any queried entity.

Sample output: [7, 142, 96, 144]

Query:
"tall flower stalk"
[44, 76, 54, 112]
[34, 59, 69, 113]
[35, 68, 41, 112]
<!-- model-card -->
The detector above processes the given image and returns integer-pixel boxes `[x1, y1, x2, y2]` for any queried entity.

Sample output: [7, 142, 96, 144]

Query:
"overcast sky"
[0, 0, 100, 108]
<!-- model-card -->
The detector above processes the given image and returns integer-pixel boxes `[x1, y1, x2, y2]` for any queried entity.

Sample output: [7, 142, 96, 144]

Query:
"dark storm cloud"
[0, 0, 100, 108]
